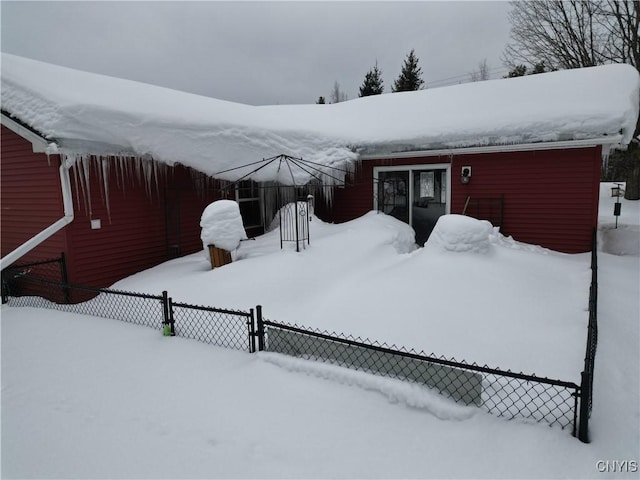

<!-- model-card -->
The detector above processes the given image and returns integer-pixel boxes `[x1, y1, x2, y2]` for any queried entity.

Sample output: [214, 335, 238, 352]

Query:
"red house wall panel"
[164, 167, 228, 257]
[323, 147, 601, 253]
[1, 125, 68, 264]
[64, 163, 228, 288]
[449, 148, 601, 253]
[64, 161, 169, 288]
[2, 126, 231, 290]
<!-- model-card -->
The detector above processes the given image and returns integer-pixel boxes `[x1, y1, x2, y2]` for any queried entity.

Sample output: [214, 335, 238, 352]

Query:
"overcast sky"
[1, 1, 513, 105]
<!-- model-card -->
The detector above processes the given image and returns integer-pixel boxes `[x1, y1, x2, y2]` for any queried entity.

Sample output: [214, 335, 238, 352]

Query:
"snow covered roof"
[2, 53, 639, 184]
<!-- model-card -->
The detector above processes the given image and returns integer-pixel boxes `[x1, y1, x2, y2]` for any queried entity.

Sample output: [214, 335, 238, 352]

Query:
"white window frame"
[373, 163, 451, 228]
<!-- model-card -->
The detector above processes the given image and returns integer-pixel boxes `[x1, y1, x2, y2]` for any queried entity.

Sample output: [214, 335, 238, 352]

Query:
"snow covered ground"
[2, 184, 639, 478]
[111, 209, 590, 382]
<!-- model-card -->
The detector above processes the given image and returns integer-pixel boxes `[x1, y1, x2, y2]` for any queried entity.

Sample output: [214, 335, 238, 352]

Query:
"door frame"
[373, 163, 451, 228]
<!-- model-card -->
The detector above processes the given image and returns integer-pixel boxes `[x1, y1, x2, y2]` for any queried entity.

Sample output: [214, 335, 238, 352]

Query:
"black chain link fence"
[170, 300, 256, 351]
[1, 254, 69, 303]
[2, 271, 255, 352]
[256, 318, 580, 431]
[3, 242, 599, 441]
[577, 230, 599, 442]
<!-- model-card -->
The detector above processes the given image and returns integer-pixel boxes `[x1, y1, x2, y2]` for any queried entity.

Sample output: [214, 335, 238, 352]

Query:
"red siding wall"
[164, 168, 228, 258]
[63, 161, 167, 287]
[1, 125, 67, 263]
[450, 148, 601, 253]
[2, 124, 227, 289]
[64, 163, 225, 287]
[322, 147, 601, 253]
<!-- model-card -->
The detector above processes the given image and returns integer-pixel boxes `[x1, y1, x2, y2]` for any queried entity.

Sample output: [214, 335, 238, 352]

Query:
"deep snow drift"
[114, 210, 590, 382]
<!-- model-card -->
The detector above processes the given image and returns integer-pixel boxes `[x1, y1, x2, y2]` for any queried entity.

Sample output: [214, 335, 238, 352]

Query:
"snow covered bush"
[200, 200, 247, 253]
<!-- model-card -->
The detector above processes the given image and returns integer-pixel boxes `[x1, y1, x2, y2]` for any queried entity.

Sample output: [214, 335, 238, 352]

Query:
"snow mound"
[599, 224, 640, 256]
[352, 211, 417, 254]
[425, 214, 493, 254]
[259, 352, 476, 421]
[200, 200, 247, 252]
[488, 228, 551, 254]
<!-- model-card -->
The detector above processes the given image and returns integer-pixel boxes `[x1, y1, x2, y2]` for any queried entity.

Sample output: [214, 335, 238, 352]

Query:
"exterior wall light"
[611, 184, 624, 197]
[461, 166, 472, 184]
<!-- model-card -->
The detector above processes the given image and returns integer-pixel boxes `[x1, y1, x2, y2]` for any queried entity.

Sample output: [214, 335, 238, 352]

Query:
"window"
[235, 180, 262, 228]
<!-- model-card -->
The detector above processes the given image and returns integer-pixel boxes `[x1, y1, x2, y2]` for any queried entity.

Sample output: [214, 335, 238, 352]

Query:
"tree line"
[316, 49, 425, 104]
[315, 1, 639, 198]
[503, 0, 639, 199]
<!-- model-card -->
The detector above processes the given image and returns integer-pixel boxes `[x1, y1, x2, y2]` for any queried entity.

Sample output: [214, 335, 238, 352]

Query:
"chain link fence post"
[578, 372, 590, 442]
[162, 290, 171, 336]
[256, 305, 265, 351]
[248, 308, 256, 353]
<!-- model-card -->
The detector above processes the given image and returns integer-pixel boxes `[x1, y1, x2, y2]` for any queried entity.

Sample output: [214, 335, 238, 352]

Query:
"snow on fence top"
[2, 52, 639, 185]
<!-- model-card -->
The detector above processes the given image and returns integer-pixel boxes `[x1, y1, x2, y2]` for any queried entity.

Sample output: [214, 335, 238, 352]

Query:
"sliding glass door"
[411, 169, 447, 245]
[377, 171, 409, 224]
[375, 165, 449, 246]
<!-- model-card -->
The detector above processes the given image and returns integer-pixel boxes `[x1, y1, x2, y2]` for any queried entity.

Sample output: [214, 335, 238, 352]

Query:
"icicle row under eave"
[60, 152, 168, 223]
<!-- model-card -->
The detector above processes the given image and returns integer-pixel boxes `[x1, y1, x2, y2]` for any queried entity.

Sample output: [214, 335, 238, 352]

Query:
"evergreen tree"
[530, 61, 548, 74]
[506, 64, 528, 77]
[392, 49, 425, 92]
[505, 61, 547, 78]
[316, 96, 326, 104]
[358, 62, 384, 97]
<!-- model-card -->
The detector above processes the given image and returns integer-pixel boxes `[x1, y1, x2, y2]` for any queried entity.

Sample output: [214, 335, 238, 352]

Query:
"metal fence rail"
[256, 317, 580, 430]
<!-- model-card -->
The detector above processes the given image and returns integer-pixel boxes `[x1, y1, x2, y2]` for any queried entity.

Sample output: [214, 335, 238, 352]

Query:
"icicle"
[144, 158, 154, 198]
[70, 154, 82, 212]
[115, 156, 123, 191]
[601, 143, 613, 171]
[95, 157, 106, 205]
[80, 155, 93, 218]
[153, 161, 161, 201]
[71, 154, 90, 217]
[101, 157, 112, 223]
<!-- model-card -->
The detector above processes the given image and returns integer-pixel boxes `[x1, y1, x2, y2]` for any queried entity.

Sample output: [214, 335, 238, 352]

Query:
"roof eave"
[1, 112, 50, 153]
[357, 136, 625, 160]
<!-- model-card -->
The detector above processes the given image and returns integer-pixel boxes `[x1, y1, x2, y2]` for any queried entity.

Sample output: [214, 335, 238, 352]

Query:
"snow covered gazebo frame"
[212, 153, 353, 251]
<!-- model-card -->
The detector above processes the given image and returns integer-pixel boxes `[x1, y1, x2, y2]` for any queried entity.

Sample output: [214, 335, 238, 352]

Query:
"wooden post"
[208, 244, 232, 269]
